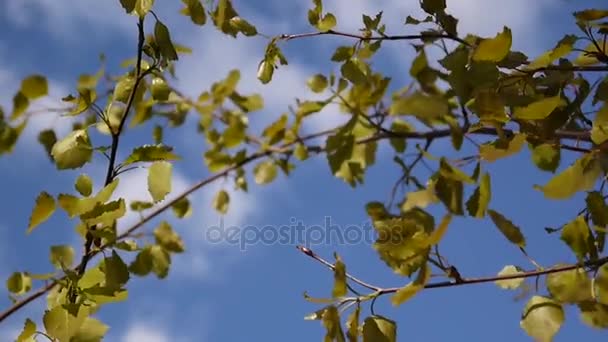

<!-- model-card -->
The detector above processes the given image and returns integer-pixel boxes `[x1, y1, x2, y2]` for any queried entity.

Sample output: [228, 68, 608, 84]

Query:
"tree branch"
[296, 246, 608, 296]
[279, 30, 470, 46]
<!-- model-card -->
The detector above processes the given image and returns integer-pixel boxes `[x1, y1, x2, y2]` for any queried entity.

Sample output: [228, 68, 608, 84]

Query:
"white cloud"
[122, 322, 170, 342]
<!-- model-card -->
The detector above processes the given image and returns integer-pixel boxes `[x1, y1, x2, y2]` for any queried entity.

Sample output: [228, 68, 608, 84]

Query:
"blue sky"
[0, 0, 607, 341]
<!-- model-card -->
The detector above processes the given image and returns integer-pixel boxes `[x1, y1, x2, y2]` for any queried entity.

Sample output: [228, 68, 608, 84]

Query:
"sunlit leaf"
[520, 296, 564, 342]
[28, 191, 55, 233]
[332, 253, 347, 298]
[535, 154, 601, 200]
[495, 265, 525, 290]
[50, 245, 75, 269]
[473, 26, 512, 62]
[512, 95, 565, 120]
[20, 75, 48, 100]
[466, 172, 491, 218]
[546, 267, 592, 303]
[148, 161, 172, 202]
[254, 160, 278, 184]
[75, 174, 93, 197]
[51, 129, 93, 169]
[362, 315, 397, 342]
[560, 215, 591, 259]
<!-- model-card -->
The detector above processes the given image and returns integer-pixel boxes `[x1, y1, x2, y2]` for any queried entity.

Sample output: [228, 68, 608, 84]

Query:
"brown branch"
[279, 30, 470, 46]
[297, 246, 608, 295]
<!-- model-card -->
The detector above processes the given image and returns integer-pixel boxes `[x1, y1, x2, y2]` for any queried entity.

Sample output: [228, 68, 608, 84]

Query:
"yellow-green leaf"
[362, 315, 397, 342]
[17, 318, 36, 342]
[154, 221, 185, 252]
[513, 95, 565, 120]
[560, 215, 591, 259]
[591, 105, 608, 145]
[254, 160, 278, 184]
[6, 272, 32, 295]
[307, 74, 328, 93]
[391, 263, 430, 306]
[28, 191, 55, 233]
[20, 75, 48, 100]
[547, 267, 592, 303]
[75, 174, 93, 197]
[181, 0, 206, 25]
[213, 190, 230, 214]
[520, 296, 564, 342]
[495, 265, 525, 290]
[51, 129, 93, 169]
[596, 263, 608, 305]
[390, 91, 448, 119]
[135, 0, 154, 17]
[535, 154, 601, 200]
[530, 143, 561, 173]
[148, 161, 172, 202]
[579, 302, 608, 329]
[50, 245, 75, 269]
[466, 172, 491, 218]
[155, 20, 178, 61]
[150, 77, 171, 101]
[332, 253, 347, 298]
[479, 133, 526, 162]
[473, 27, 512, 62]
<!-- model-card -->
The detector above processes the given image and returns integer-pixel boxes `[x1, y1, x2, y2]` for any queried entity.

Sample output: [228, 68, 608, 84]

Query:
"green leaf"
[80, 199, 126, 226]
[150, 245, 171, 278]
[473, 27, 512, 62]
[420, 0, 446, 14]
[560, 215, 591, 259]
[38, 129, 57, 159]
[129, 247, 153, 276]
[20, 75, 48, 100]
[43, 304, 89, 341]
[488, 209, 526, 247]
[17, 318, 36, 342]
[154, 221, 185, 253]
[530, 143, 561, 172]
[341, 59, 368, 85]
[495, 265, 525, 290]
[257, 60, 274, 84]
[113, 75, 136, 104]
[317, 13, 337, 31]
[154, 20, 178, 61]
[50, 245, 75, 268]
[6, 272, 32, 295]
[150, 77, 171, 101]
[546, 267, 592, 303]
[332, 253, 347, 298]
[11, 92, 29, 120]
[586, 191, 608, 227]
[181, 0, 206, 25]
[574, 9, 608, 22]
[535, 154, 601, 200]
[362, 315, 397, 342]
[346, 304, 360, 342]
[466, 172, 491, 218]
[119, 0, 136, 13]
[320, 306, 346, 342]
[435, 176, 463, 215]
[513, 95, 565, 120]
[71, 317, 109, 342]
[104, 250, 130, 290]
[213, 190, 230, 214]
[479, 133, 526, 162]
[28, 191, 55, 233]
[401, 184, 439, 212]
[171, 197, 192, 218]
[254, 160, 278, 184]
[307, 74, 328, 93]
[123, 144, 181, 165]
[439, 158, 475, 184]
[75, 174, 93, 197]
[520, 296, 564, 342]
[148, 161, 172, 202]
[391, 263, 430, 306]
[390, 91, 448, 119]
[295, 144, 309, 161]
[51, 129, 93, 169]
[591, 105, 608, 144]
[229, 17, 258, 36]
[579, 301, 608, 329]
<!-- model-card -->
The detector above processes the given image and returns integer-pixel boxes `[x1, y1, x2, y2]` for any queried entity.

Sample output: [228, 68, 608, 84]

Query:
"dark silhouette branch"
[279, 30, 470, 46]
